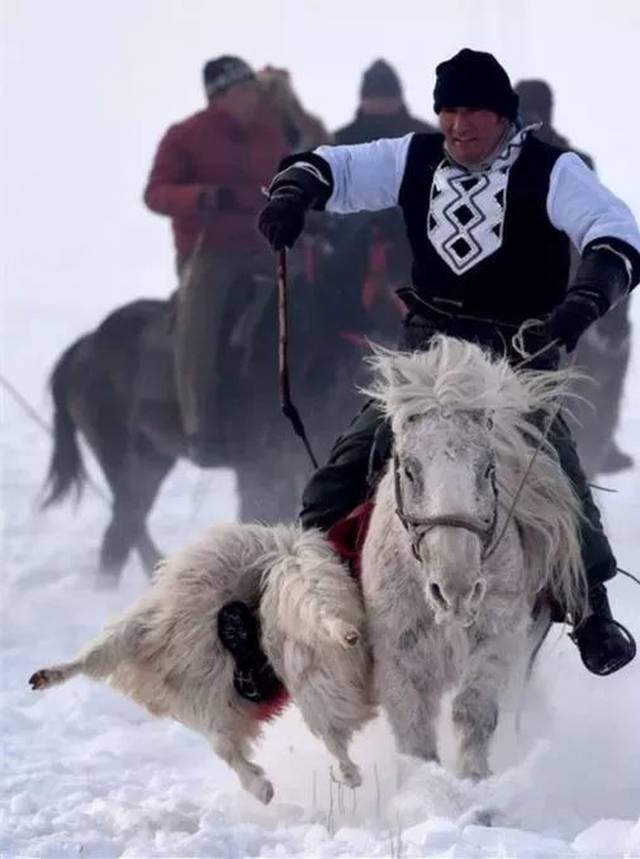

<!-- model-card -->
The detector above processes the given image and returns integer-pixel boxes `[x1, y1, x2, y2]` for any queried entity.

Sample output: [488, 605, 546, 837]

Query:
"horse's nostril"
[430, 582, 449, 609]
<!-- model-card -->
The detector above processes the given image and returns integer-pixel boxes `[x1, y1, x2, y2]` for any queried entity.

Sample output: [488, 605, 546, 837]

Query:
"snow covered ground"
[2, 2, 640, 856]
[2, 288, 639, 857]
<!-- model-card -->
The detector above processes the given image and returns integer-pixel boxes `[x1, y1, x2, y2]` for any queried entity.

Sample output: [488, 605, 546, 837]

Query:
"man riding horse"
[143, 55, 329, 465]
[219, 49, 639, 699]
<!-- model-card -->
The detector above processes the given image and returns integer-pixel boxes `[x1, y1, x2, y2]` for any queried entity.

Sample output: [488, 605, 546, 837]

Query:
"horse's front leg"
[378, 653, 443, 762]
[451, 636, 512, 781]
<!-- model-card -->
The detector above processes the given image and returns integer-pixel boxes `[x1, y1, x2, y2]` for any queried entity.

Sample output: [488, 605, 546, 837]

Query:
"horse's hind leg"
[136, 528, 163, 575]
[94, 431, 172, 579]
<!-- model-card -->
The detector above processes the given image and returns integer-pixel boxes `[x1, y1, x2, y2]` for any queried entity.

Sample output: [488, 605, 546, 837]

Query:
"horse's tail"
[41, 337, 87, 508]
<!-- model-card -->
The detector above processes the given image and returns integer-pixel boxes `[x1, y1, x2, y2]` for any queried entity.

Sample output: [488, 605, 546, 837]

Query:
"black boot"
[217, 601, 283, 703]
[570, 584, 636, 676]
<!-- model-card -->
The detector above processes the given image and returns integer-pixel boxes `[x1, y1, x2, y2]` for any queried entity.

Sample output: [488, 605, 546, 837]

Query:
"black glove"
[258, 188, 307, 250]
[545, 291, 603, 353]
[258, 156, 333, 251]
[546, 243, 632, 352]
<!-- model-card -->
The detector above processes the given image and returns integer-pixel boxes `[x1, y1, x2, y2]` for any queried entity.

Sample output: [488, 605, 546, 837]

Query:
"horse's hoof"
[459, 805, 498, 827]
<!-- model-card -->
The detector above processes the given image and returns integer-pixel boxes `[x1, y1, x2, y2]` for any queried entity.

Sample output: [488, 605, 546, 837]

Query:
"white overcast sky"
[2, 0, 639, 306]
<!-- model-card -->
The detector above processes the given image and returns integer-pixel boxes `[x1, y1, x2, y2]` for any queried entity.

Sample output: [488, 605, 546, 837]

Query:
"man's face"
[438, 107, 508, 166]
[215, 80, 261, 123]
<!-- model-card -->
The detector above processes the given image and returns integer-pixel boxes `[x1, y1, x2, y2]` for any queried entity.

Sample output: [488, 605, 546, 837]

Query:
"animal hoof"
[29, 669, 55, 690]
[461, 765, 491, 783]
[339, 762, 362, 788]
[251, 777, 274, 805]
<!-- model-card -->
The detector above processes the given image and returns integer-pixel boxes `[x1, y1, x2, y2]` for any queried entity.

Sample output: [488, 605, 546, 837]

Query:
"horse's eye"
[404, 466, 415, 483]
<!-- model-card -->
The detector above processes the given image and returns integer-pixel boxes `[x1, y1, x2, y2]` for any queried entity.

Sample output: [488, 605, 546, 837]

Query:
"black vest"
[398, 133, 569, 325]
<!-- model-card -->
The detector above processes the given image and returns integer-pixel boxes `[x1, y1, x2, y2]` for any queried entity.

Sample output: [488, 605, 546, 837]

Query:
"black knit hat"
[360, 59, 402, 98]
[433, 49, 519, 120]
[203, 55, 255, 98]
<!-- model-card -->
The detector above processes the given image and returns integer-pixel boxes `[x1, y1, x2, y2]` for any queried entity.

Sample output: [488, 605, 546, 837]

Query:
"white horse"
[29, 524, 375, 803]
[360, 335, 587, 780]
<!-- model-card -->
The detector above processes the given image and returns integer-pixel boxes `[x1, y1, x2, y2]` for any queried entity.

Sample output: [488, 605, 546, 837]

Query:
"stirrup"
[570, 618, 637, 676]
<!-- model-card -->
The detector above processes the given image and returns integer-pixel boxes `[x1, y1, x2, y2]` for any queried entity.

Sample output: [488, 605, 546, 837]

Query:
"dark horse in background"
[41, 215, 630, 582]
[41, 251, 363, 580]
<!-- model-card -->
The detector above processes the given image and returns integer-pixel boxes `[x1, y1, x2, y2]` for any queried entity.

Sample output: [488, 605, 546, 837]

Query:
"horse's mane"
[363, 335, 588, 620]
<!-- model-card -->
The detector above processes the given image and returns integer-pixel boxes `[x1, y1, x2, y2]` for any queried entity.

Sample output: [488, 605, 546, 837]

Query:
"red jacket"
[144, 103, 289, 255]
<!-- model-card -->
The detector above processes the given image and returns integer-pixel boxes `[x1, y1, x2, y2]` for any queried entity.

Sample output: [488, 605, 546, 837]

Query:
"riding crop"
[276, 248, 318, 469]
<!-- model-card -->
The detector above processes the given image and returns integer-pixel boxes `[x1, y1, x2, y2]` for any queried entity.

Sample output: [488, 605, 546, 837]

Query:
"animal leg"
[96, 433, 172, 579]
[207, 731, 274, 804]
[320, 728, 362, 788]
[384, 671, 441, 763]
[451, 638, 511, 780]
[29, 661, 83, 690]
[136, 527, 163, 575]
[451, 683, 498, 781]
[287, 654, 372, 789]
[29, 620, 139, 691]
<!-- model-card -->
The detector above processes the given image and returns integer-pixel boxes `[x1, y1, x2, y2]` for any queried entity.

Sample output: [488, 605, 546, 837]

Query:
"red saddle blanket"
[254, 502, 375, 721]
[326, 501, 375, 580]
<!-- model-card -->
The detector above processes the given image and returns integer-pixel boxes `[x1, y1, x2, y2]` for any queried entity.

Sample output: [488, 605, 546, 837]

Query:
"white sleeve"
[313, 134, 413, 214]
[547, 152, 640, 255]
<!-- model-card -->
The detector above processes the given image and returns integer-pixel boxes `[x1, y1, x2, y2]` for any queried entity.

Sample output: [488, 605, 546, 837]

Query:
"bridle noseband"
[393, 452, 499, 563]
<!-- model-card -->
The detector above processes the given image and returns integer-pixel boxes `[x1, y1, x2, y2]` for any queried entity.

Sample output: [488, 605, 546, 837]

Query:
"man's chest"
[399, 132, 554, 277]
[426, 163, 513, 275]
[189, 127, 286, 183]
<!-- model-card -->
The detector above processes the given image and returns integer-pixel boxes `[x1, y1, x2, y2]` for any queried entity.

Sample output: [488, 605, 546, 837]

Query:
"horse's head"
[393, 406, 497, 626]
[365, 334, 587, 628]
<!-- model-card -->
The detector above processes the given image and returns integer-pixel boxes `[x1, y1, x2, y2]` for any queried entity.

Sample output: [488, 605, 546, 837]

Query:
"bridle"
[390, 328, 565, 567]
[393, 451, 499, 563]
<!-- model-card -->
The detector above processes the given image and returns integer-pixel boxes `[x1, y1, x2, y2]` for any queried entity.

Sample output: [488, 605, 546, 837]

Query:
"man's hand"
[546, 242, 634, 352]
[198, 186, 238, 214]
[258, 189, 306, 250]
[544, 290, 603, 352]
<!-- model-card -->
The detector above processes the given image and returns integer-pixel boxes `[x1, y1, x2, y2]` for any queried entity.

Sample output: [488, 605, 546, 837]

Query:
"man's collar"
[443, 122, 541, 173]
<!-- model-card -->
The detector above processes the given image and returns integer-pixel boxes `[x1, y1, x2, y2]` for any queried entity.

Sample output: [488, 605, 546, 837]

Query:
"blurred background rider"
[143, 56, 328, 466]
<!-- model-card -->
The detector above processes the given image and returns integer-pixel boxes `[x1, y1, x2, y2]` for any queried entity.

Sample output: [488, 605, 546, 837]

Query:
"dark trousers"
[300, 316, 617, 592]
[174, 248, 276, 441]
